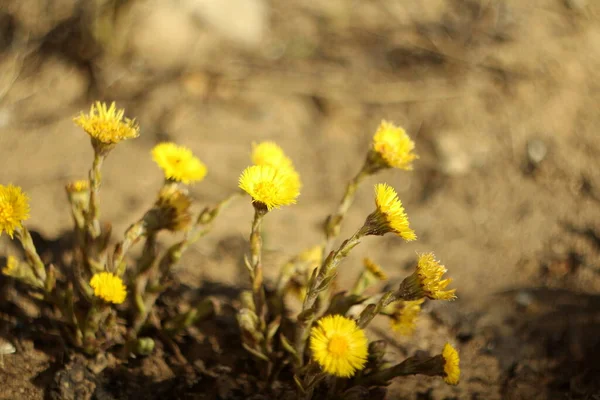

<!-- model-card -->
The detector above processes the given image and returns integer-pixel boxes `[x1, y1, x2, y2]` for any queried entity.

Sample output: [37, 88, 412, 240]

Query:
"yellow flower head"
[2, 256, 19, 276]
[310, 314, 369, 378]
[390, 298, 424, 336]
[363, 258, 387, 281]
[65, 180, 90, 193]
[415, 253, 456, 300]
[74, 101, 139, 145]
[372, 120, 418, 170]
[150, 185, 192, 232]
[442, 343, 460, 385]
[90, 272, 127, 304]
[239, 165, 300, 210]
[151, 142, 207, 185]
[363, 183, 416, 241]
[0, 184, 30, 238]
[252, 141, 293, 169]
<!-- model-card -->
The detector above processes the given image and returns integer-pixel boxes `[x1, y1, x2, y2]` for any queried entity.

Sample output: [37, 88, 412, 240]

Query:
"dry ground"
[1, 0, 600, 399]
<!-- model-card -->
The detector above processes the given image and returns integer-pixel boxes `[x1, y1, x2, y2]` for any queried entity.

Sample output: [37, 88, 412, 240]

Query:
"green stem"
[111, 219, 147, 276]
[356, 291, 397, 329]
[357, 355, 444, 386]
[15, 227, 47, 283]
[87, 152, 105, 239]
[294, 227, 366, 367]
[322, 167, 369, 258]
[249, 205, 267, 324]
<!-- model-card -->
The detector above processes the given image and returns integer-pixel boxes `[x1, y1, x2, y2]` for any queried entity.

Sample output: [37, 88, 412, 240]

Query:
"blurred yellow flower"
[370, 183, 416, 241]
[390, 298, 424, 336]
[152, 185, 192, 232]
[90, 272, 127, 304]
[442, 343, 460, 385]
[363, 258, 387, 281]
[239, 165, 300, 210]
[252, 141, 293, 169]
[372, 120, 418, 170]
[1, 256, 18, 276]
[66, 180, 90, 193]
[0, 184, 30, 238]
[310, 314, 368, 378]
[416, 253, 456, 300]
[151, 142, 207, 185]
[74, 101, 139, 145]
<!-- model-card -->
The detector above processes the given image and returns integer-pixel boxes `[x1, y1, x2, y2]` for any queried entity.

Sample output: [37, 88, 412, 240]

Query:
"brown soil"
[1, 0, 600, 399]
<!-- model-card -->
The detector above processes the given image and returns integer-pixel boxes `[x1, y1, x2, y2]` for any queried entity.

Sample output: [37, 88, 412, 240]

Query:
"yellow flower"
[2, 256, 19, 275]
[90, 272, 127, 304]
[415, 253, 456, 300]
[239, 165, 300, 210]
[251, 141, 302, 190]
[372, 120, 418, 170]
[442, 343, 460, 385]
[363, 258, 387, 280]
[252, 141, 293, 169]
[151, 142, 207, 184]
[390, 298, 424, 336]
[363, 183, 416, 241]
[74, 101, 139, 145]
[150, 185, 192, 232]
[310, 314, 369, 378]
[0, 184, 30, 238]
[65, 180, 90, 193]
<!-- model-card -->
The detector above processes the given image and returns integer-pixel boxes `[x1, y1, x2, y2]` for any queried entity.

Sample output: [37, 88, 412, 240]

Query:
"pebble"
[527, 138, 547, 165]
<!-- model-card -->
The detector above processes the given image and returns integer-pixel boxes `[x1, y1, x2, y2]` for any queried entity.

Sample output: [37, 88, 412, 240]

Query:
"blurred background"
[1, 0, 600, 398]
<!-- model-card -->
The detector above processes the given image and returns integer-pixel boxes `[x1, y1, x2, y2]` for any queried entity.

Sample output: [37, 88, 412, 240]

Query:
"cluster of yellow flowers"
[1, 102, 460, 394]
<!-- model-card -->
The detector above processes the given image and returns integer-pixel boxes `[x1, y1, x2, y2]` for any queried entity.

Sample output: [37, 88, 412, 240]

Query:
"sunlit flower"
[399, 253, 456, 301]
[74, 101, 139, 145]
[390, 298, 424, 336]
[363, 258, 387, 281]
[252, 141, 293, 169]
[239, 165, 300, 210]
[1, 256, 19, 276]
[0, 184, 30, 238]
[252, 141, 302, 190]
[90, 272, 127, 304]
[362, 183, 416, 241]
[310, 314, 369, 378]
[151, 142, 207, 184]
[371, 120, 418, 170]
[442, 343, 460, 385]
[416, 253, 456, 300]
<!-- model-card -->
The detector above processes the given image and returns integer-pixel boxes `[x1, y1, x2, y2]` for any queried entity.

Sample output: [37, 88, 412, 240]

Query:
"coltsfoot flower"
[390, 298, 424, 336]
[239, 165, 300, 210]
[0, 184, 30, 238]
[352, 258, 388, 295]
[310, 314, 369, 378]
[65, 180, 90, 193]
[151, 142, 207, 184]
[362, 183, 416, 241]
[149, 185, 193, 232]
[251, 141, 302, 190]
[442, 343, 460, 385]
[363, 258, 387, 281]
[252, 141, 293, 169]
[74, 101, 139, 145]
[370, 120, 418, 170]
[90, 272, 127, 304]
[398, 253, 456, 301]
